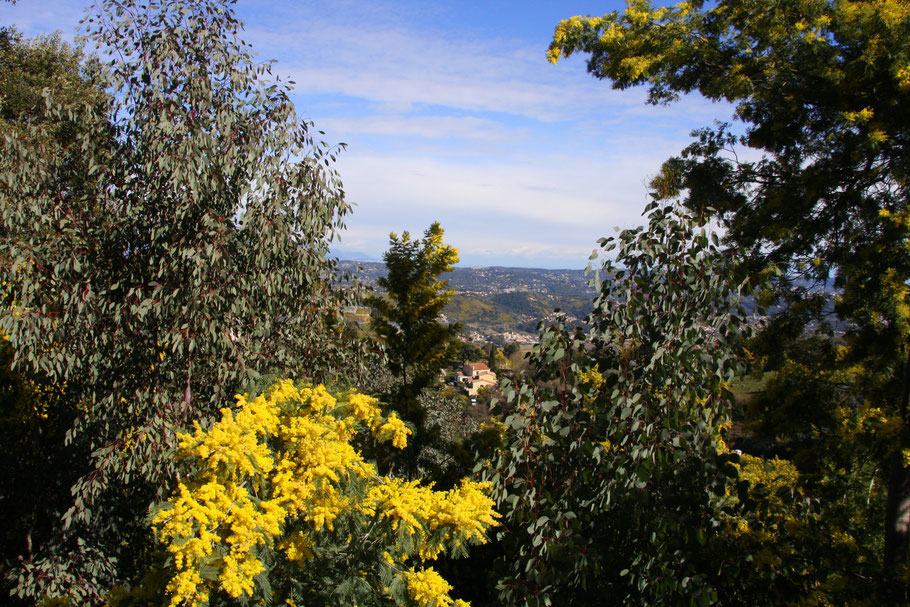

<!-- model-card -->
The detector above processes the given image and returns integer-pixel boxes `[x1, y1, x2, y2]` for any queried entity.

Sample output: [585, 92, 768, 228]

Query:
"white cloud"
[3, 0, 738, 268]
[335, 140, 684, 223]
[318, 114, 524, 142]
[330, 140, 687, 268]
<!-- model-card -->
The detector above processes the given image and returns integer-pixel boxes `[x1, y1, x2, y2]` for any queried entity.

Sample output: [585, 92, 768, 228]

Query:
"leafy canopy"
[548, 0, 910, 583]
[489, 204, 757, 606]
[548, 0, 909, 276]
[1, 0, 358, 601]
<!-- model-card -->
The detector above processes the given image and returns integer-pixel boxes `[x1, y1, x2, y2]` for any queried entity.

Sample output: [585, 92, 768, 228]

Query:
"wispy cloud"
[318, 114, 526, 142]
[244, 1, 733, 268]
[0, 2, 87, 37]
[239, 2, 643, 123]
[3, 0, 738, 268]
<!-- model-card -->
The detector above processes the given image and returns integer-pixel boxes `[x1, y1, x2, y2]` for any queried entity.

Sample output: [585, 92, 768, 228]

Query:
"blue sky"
[1, 0, 735, 269]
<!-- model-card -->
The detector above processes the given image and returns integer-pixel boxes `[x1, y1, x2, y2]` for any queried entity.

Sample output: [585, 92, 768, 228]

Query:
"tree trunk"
[884, 345, 910, 572]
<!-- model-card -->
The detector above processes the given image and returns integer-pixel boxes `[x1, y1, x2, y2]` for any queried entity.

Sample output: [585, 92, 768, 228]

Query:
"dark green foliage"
[0, 338, 95, 603]
[0, 27, 105, 146]
[0, 1, 361, 601]
[550, 0, 910, 581]
[367, 222, 460, 477]
[453, 340, 486, 366]
[502, 342, 521, 358]
[0, 28, 118, 605]
[730, 337, 902, 603]
[416, 387, 485, 489]
[488, 204, 757, 606]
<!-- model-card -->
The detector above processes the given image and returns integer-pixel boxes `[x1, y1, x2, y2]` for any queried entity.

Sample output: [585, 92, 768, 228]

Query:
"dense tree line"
[1, 0, 368, 601]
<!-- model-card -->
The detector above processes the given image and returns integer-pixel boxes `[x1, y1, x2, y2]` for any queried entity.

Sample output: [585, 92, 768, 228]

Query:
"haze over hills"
[338, 261, 598, 342]
[332, 251, 381, 262]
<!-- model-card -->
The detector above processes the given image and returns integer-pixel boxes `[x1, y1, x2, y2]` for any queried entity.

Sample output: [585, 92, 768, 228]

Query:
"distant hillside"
[446, 291, 591, 335]
[338, 261, 597, 340]
[338, 260, 828, 342]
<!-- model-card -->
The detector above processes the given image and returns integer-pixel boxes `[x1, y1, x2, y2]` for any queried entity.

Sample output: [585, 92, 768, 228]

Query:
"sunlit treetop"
[548, 0, 910, 275]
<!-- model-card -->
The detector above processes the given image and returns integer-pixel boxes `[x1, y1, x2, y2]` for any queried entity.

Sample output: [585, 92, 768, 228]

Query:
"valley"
[339, 261, 598, 342]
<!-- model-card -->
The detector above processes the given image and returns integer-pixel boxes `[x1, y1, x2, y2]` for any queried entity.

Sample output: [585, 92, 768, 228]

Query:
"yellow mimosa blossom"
[348, 392, 381, 420]
[373, 412, 411, 449]
[152, 379, 498, 607]
[898, 66, 910, 90]
[404, 567, 454, 607]
[279, 531, 315, 565]
[576, 368, 605, 389]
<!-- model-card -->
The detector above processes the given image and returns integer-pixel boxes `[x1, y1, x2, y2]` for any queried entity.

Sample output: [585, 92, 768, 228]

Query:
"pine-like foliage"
[368, 222, 460, 477]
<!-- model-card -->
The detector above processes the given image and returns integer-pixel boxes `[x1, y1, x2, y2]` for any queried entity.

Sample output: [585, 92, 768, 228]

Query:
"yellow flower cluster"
[548, 15, 594, 63]
[404, 567, 469, 607]
[279, 530, 315, 566]
[576, 368, 605, 390]
[837, 400, 901, 444]
[361, 478, 500, 560]
[736, 454, 800, 499]
[625, 4, 667, 27]
[843, 107, 874, 123]
[723, 453, 809, 572]
[879, 207, 910, 231]
[374, 412, 410, 449]
[674, 1, 692, 18]
[841, 0, 910, 29]
[898, 65, 910, 90]
[152, 379, 497, 607]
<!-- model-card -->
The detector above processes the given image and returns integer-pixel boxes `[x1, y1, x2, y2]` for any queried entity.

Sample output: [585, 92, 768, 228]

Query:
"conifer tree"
[368, 222, 460, 476]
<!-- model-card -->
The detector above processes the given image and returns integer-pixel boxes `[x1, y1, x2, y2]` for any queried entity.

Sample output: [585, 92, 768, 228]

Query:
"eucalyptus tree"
[0, 0, 356, 601]
[0, 28, 110, 586]
[489, 204, 756, 606]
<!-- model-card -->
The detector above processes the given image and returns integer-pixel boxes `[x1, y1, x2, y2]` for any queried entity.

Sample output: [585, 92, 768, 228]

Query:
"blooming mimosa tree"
[152, 379, 499, 607]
